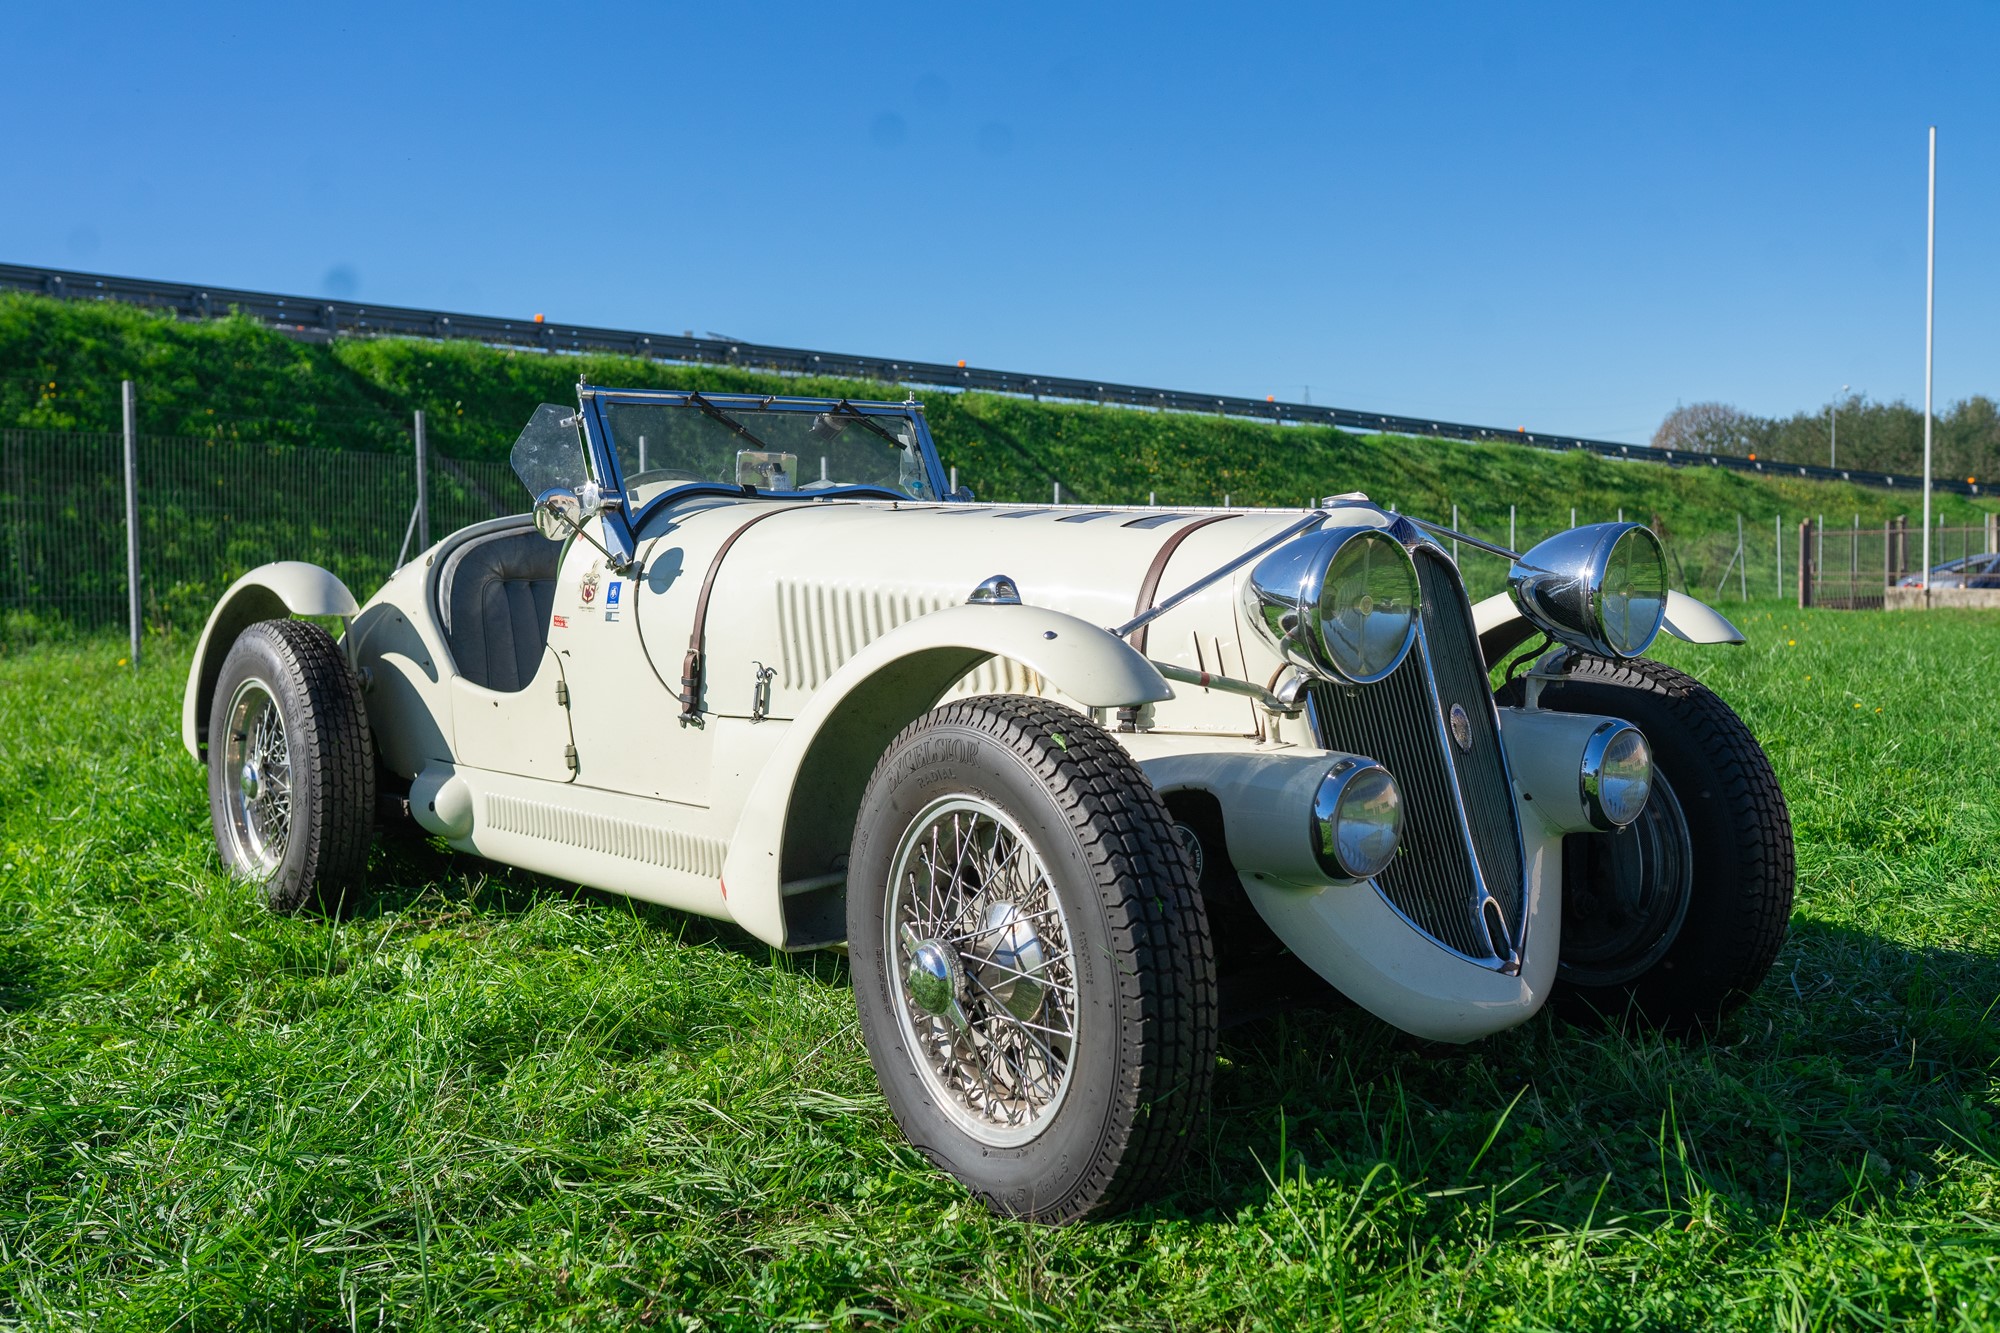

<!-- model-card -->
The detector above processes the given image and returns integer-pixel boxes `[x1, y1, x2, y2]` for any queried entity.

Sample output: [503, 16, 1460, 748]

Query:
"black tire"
[206, 619, 376, 916]
[1498, 654, 1793, 1033]
[847, 696, 1217, 1223]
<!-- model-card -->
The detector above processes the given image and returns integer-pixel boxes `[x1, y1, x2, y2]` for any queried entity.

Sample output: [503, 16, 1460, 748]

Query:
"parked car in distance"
[1896, 552, 2000, 588]
[181, 387, 1795, 1223]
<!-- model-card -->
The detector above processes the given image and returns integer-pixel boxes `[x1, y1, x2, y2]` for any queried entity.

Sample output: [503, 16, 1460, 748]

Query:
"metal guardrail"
[2, 260, 1977, 498]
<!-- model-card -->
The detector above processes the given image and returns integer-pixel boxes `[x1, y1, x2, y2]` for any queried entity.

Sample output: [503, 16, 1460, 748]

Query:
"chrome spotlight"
[1244, 526, 1422, 684]
[1508, 523, 1668, 658]
[1310, 760, 1404, 880]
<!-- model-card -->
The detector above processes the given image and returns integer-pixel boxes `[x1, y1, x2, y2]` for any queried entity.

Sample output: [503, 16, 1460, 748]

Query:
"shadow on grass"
[1165, 917, 2000, 1229]
[0, 935, 46, 1012]
[340, 831, 1999, 1231]
[358, 823, 849, 983]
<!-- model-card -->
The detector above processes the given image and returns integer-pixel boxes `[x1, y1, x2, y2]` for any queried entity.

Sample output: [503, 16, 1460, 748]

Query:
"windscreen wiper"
[824, 399, 909, 451]
[687, 391, 776, 452]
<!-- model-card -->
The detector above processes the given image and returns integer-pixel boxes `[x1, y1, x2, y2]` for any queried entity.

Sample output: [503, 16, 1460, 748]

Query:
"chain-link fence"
[2, 423, 1976, 647]
[1, 429, 516, 643]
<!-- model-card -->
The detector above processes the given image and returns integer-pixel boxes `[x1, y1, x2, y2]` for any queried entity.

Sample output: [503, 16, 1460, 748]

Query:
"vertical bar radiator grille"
[1307, 549, 1524, 957]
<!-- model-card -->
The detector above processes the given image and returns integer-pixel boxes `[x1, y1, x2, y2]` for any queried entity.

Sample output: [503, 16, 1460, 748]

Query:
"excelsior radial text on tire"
[1498, 654, 1793, 1033]
[847, 696, 1217, 1223]
[206, 619, 376, 916]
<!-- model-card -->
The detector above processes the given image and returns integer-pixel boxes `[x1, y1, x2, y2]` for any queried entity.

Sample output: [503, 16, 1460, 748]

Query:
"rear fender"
[717, 603, 1172, 948]
[182, 562, 360, 758]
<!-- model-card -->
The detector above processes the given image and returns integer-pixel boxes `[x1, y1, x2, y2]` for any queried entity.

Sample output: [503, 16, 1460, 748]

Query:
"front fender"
[1473, 588, 1746, 666]
[182, 562, 360, 758]
[718, 603, 1172, 947]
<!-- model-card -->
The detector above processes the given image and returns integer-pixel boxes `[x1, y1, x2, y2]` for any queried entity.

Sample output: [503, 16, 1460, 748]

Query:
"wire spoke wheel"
[205, 619, 376, 916]
[886, 795, 1079, 1147]
[221, 678, 292, 875]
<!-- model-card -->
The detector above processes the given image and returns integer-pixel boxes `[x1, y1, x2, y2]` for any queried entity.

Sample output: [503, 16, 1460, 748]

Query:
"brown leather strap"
[680, 507, 810, 723]
[1129, 515, 1237, 656]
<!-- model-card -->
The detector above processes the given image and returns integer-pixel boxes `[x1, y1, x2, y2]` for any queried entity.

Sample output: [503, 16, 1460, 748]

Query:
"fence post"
[1509, 504, 1516, 551]
[1797, 518, 1813, 608]
[1883, 520, 1891, 596]
[122, 379, 140, 666]
[1737, 512, 1747, 601]
[1986, 511, 1998, 553]
[414, 410, 431, 551]
[1053, 481, 1060, 505]
[949, 465, 957, 495]
[1775, 514, 1782, 597]
[1452, 503, 1460, 565]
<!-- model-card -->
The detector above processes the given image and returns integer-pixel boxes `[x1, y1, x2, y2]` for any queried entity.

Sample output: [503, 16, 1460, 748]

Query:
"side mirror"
[534, 488, 583, 542]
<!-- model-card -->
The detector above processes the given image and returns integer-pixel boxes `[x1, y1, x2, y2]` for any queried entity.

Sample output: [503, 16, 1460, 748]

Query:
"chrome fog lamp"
[1581, 722, 1652, 828]
[1311, 761, 1404, 880]
[1246, 527, 1422, 684]
[1508, 523, 1667, 658]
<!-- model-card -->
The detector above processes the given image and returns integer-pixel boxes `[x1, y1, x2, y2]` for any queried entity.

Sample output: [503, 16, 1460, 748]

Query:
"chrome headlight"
[1311, 761, 1404, 879]
[1508, 523, 1667, 658]
[1245, 526, 1421, 684]
[1581, 722, 1652, 828]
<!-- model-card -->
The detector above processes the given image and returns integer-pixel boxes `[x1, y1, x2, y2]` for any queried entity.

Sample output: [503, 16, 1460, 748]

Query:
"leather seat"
[437, 529, 560, 693]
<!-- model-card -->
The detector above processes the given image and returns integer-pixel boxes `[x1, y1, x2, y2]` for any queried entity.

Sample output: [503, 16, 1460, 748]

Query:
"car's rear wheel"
[847, 696, 1217, 1223]
[1499, 654, 1793, 1033]
[207, 619, 375, 916]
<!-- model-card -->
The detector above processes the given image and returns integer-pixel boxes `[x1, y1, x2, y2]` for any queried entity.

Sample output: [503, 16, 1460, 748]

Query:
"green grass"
[2, 605, 1997, 1329]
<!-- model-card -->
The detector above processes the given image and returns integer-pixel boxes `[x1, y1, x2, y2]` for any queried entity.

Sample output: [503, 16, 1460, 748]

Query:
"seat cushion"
[437, 529, 560, 693]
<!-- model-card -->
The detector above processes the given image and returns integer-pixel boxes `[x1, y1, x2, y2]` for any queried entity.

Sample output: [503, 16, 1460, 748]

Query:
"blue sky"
[7, 2, 1997, 443]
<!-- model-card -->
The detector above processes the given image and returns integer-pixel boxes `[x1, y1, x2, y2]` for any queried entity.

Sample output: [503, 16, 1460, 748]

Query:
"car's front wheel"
[206, 619, 376, 915]
[847, 696, 1217, 1223]
[1500, 654, 1794, 1033]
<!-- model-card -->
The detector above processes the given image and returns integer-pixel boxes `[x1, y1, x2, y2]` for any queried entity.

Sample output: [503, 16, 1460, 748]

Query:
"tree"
[1651, 402, 1756, 455]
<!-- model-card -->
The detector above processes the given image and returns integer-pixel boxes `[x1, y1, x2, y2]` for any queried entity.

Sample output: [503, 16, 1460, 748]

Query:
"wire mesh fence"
[0, 429, 517, 643]
[1, 423, 1975, 646]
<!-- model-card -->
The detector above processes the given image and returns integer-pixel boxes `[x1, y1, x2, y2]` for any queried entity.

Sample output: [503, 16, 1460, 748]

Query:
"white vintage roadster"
[183, 387, 1793, 1222]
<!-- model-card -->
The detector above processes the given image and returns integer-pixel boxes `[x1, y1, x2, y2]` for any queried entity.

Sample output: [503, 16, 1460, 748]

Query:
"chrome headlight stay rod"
[1111, 511, 1330, 643]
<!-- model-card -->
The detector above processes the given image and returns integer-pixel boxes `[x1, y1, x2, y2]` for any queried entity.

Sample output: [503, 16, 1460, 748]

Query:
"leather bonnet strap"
[679, 506, 813, 724]
[1128, 514, 1237, 657]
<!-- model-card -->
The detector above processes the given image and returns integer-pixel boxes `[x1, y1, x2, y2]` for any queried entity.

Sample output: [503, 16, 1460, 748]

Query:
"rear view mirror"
[534, 488, 583, 542]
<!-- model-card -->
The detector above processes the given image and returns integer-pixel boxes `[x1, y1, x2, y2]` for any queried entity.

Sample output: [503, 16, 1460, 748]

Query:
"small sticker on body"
[578, 560, 601, 609]
[604, 580, 622, 622]
[552, 614, 569, 630]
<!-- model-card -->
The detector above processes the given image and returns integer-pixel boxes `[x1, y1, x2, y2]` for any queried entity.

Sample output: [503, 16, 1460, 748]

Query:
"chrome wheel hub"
[885, 795, 1078, 1147]
[220, 679, 292, 876]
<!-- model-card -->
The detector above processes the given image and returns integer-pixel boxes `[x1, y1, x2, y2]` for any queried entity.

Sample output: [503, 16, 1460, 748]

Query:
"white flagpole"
[1922, 126, 1937, 590]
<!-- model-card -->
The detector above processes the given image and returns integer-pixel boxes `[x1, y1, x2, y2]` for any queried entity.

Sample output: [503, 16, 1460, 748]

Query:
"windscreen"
[599, 399, 935, 506]
[510, 403, 592, 500]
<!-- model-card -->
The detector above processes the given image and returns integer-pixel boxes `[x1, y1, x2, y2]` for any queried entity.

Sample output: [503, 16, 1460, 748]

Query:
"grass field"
[2, 604, 1997, 1329]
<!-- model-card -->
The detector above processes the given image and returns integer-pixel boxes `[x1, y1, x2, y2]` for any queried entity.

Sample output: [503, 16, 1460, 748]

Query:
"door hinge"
[564, 744, 578, 773]
[556, 680, 570, 708]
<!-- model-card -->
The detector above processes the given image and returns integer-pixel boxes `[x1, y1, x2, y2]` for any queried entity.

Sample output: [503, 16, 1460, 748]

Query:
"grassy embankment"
[6, 290, 1992, 599]
[0, 607, 1995, 1327]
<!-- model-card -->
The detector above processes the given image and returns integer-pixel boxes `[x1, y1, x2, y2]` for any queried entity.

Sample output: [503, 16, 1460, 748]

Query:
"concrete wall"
[1884, 586, 2000, 611]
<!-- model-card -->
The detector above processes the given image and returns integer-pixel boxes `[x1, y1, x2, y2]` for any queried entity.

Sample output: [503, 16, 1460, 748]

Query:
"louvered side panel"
[487, 794, 726, 877]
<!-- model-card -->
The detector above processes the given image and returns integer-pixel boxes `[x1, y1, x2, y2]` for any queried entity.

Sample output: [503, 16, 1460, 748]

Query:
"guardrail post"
[414, 410, 430, 550]
[122, 379, 140, 666]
